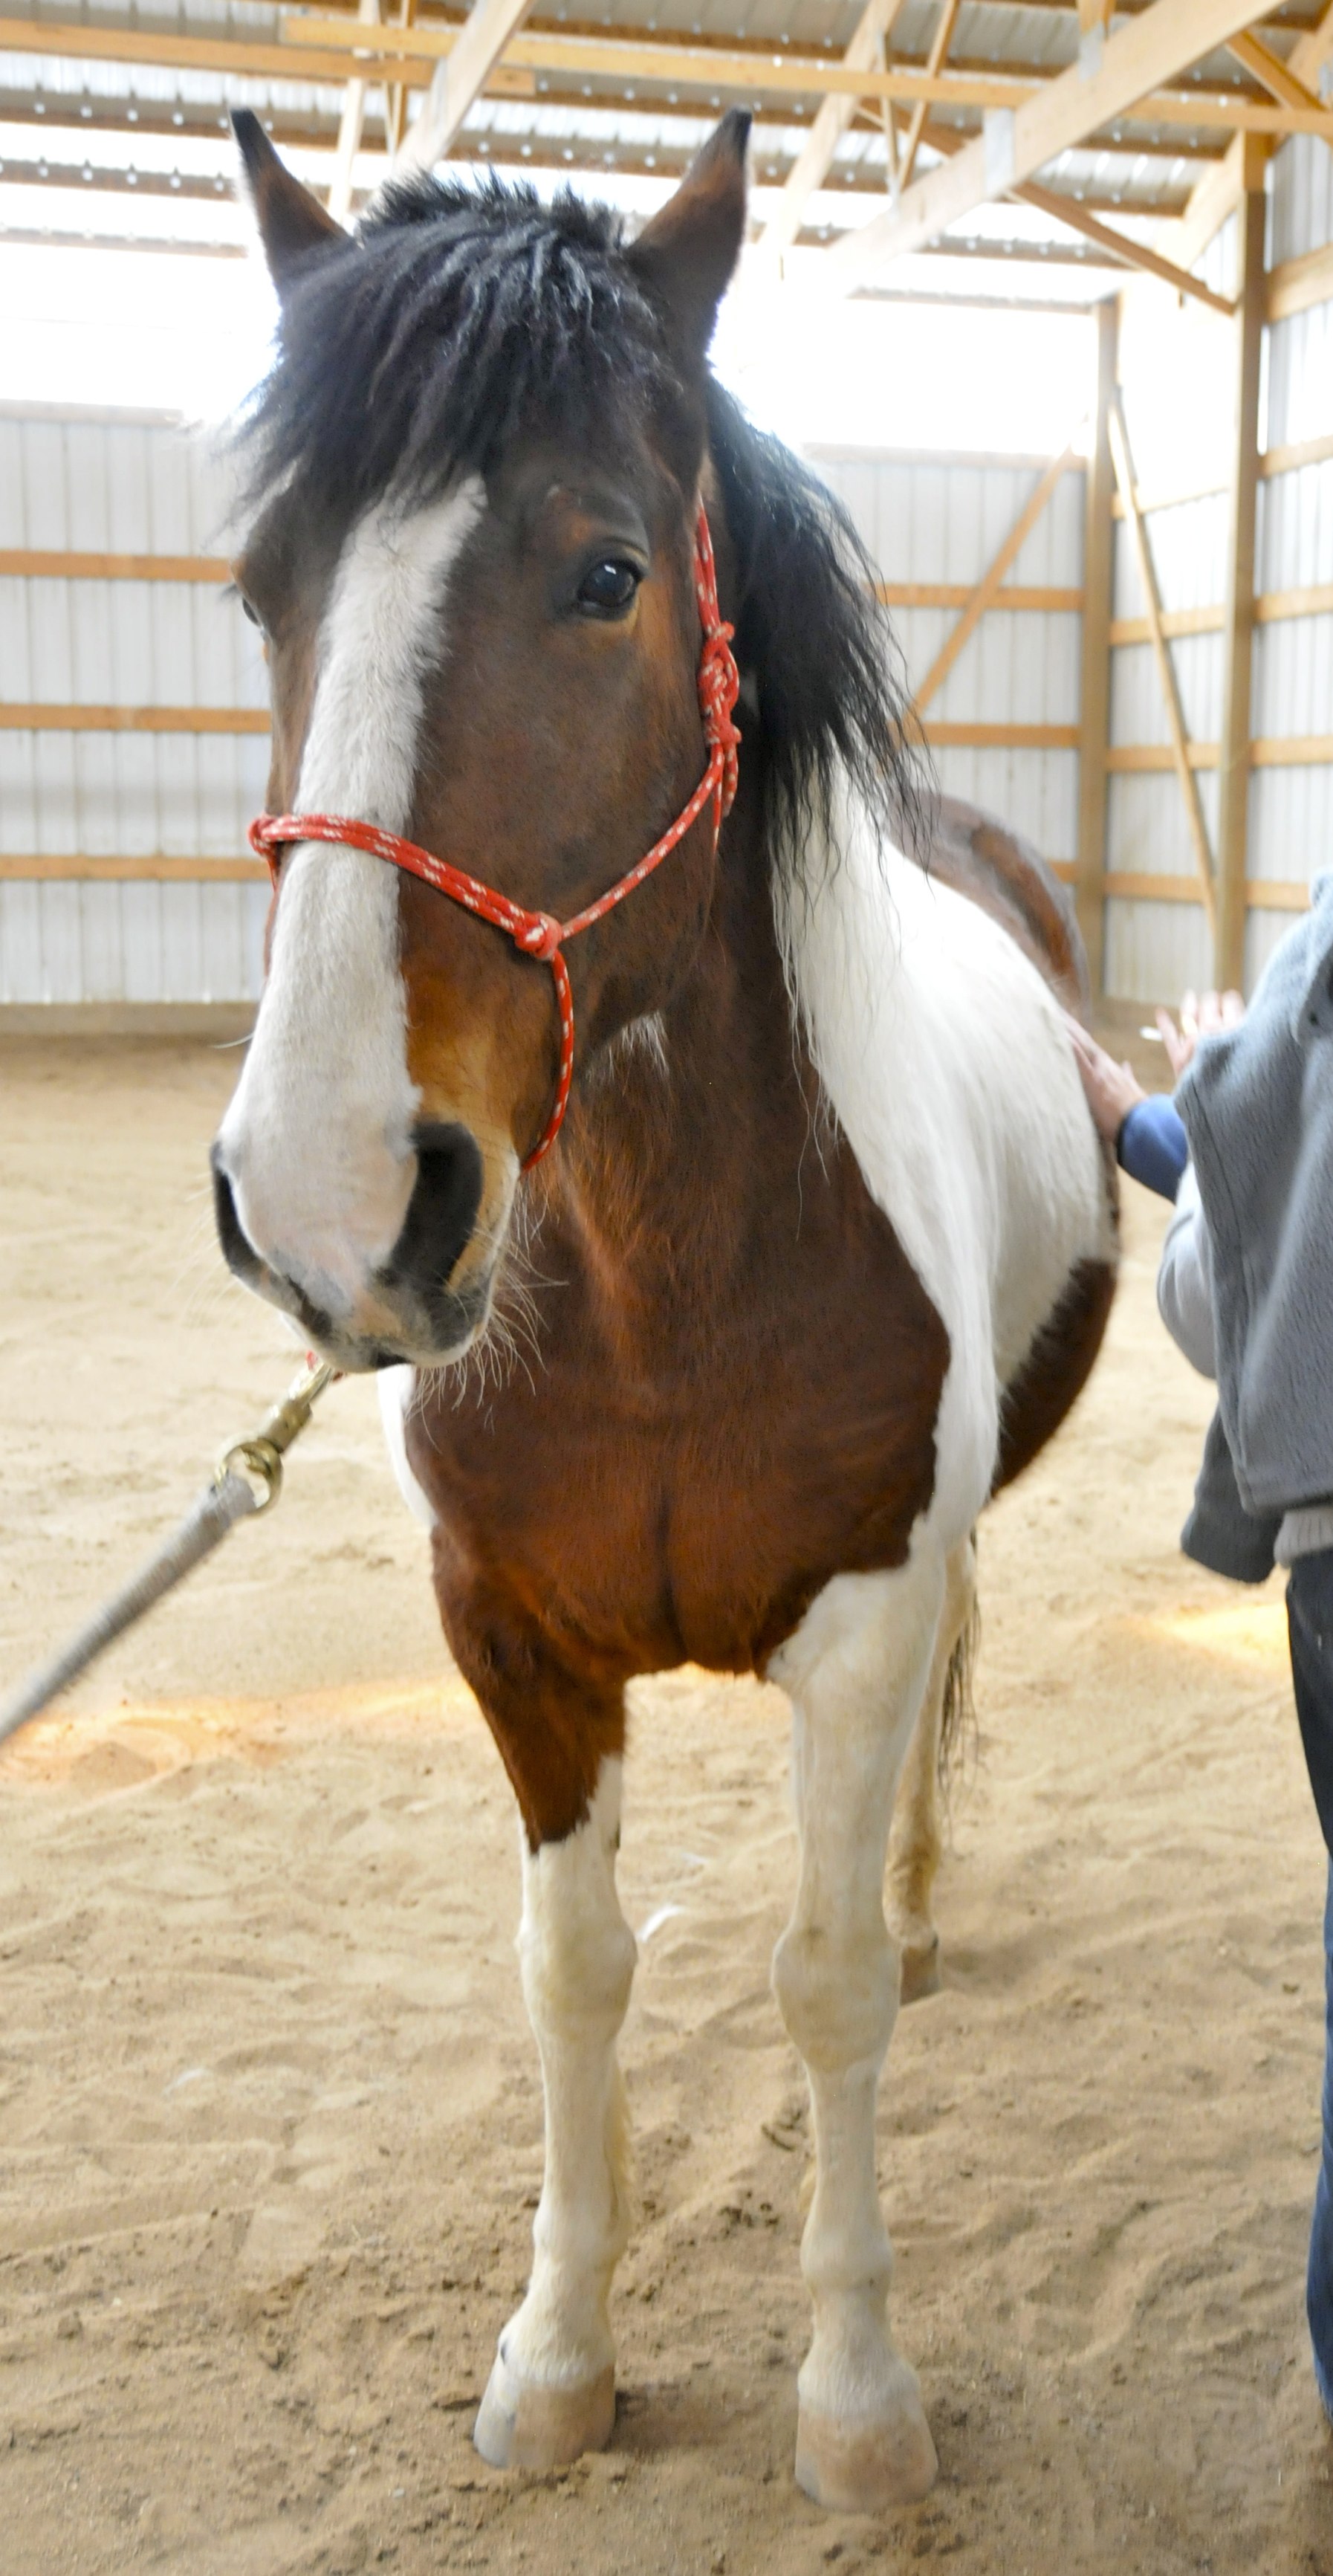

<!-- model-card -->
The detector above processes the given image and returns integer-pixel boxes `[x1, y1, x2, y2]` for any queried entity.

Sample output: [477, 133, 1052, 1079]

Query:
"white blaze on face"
[219, 478, 486, 1322]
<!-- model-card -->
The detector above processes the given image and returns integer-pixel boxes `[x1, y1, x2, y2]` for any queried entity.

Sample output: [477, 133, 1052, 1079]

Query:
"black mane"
[241, 170, 926, 876]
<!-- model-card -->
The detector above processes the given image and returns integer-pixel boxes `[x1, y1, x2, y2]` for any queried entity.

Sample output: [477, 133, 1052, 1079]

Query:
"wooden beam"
[0, 707, 268, 734]
[878, 581, 1083, 609]
[0, 855, 268, 881]
[1252, 737, 1333, 766]
[1112, 603, 1226, 644]
[898, 0, 964, 195]
[290, 17, 1044, 109]
[1106, 743, 1218, 770]
[285, 13, 1333, 135]
[1106, 738, 1333, 769]
[886, 114, 1239, 314]
[1110, 431, 1333, 518]
[1215, 170, 1265, 990]
[0, 12, 379, 86]
[826, 0, 1318, 287]
[1051, 862, 1311, 909]
[397, 0, 536, 171]
[1226, 25, 1328, 114]
[919, 721, 1081, 748]
[1015, 181, 1236, 314]
[1257, 580, 1333, 624]
[1151, 1, 1333, 277]
[328, 0, 383, 224]
[890, 720, 1080, 749]
[756, 0, 905, 264]
[1268, 239, 1333, 323]
[913, 442, 1077, 714]
[1110, 583, 1333, 644]
[1076, 298, 1115, 1002]
[1107, 389, 1216, 931]
[0, 551, 230, 581]
[1262, 428, 1333, 478]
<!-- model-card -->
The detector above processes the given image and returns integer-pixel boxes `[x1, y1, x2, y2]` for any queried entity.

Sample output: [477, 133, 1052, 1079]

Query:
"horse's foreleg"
[886, 1533, 976, 2002]
[473, 1753, 636, 2471]
[770, 1556, 946, 2515]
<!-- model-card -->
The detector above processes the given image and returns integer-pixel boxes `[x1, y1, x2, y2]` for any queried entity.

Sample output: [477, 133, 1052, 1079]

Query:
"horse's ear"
[233, 109, 345, 297]
[628, 110, 750, 366]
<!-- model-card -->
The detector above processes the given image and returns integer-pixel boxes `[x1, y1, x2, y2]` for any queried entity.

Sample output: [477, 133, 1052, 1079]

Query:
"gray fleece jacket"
[1164, 872, 1333, 1570]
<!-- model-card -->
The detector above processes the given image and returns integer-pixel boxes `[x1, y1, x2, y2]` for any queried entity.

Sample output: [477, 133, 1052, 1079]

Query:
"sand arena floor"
[1, 1032, 1331, 2576]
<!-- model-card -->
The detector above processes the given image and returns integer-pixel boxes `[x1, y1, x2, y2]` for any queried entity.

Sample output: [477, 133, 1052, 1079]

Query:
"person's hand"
[1154, 987, 1245, 1081]
[1063, 1012, 1146, 1142]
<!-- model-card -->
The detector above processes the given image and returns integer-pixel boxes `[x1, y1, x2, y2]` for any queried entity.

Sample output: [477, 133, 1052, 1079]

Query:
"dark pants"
[1288, 1550, 1333, 2418]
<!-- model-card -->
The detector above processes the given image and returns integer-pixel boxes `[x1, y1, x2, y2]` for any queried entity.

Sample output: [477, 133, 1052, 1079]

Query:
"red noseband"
[248, 504, 741, 1172]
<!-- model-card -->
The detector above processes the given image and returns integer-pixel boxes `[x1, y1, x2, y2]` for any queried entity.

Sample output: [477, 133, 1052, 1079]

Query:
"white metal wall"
[4, 233, 1327, 1015]
[2, 412, 1087, 1008]
[0, 404, 269, 1005]
[816, 445, 1083, 873]
[1106, 135, 1333, 1003]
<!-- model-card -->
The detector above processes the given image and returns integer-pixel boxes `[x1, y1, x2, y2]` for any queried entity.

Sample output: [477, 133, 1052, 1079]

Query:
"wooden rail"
[0, 551, 230, 582]
[0, 706, 268, 734]
[0, 855, 268, 881]
[877, 583, 1082, 612]
[1051, 861, 1310, 911]
[1106, 737, 1333, 771]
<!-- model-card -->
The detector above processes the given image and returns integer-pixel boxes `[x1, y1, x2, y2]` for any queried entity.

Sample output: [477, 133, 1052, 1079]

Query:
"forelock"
[237, 175, 682, 534]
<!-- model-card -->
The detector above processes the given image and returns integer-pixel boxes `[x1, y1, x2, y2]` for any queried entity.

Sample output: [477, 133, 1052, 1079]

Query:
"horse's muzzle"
[210, 1120, 487, 1370]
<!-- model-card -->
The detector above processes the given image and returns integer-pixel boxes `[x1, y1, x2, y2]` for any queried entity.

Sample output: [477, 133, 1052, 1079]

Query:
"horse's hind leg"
[886, 1534, 976, 2002]
[473, 1750, 635, 2471]
[770, 1554, 947, 2514]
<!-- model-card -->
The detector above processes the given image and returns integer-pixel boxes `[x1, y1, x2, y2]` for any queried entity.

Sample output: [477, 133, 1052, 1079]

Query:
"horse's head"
[213, 114, 749, 1370]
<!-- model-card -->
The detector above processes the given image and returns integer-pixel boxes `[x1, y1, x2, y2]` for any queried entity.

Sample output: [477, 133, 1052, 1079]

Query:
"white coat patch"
[777, 788, 1110, 1544]
[218, 479, 486, 1319]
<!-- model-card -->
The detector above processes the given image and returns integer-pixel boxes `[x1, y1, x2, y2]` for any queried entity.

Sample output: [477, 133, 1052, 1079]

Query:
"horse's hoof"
[795, 2395, 938, 2513]
[473, 2343, 615, 2471]
[898, 1934, 941, 2006]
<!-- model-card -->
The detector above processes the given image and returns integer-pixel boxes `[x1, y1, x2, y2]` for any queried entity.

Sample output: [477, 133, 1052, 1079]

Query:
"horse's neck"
[554, 765, 820, 1277]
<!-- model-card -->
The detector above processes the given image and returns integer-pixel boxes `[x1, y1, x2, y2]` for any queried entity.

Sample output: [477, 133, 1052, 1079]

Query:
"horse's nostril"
[210, 1144, 263, 1284]
[381, 1122, 484, 1301]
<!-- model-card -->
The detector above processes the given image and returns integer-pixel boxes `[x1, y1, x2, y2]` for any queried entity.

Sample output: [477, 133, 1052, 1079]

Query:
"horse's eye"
[239, 593, 264, 631]
[576, 558, 640, 617]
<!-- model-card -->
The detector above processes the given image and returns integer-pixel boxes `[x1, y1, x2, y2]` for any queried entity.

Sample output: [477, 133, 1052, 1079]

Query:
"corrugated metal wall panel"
[1270, 134, 1333, 271]
[0, 406, 271, 1004]
[1103, 132, 1332, 1006]
[816, 449, 1083, 870]
[1106, 895, 1212, 1003]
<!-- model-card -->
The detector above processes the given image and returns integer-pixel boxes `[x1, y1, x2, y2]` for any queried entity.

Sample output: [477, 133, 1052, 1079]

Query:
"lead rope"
[0, 1358, 336, 1750]
[249, 502, 742, 1170]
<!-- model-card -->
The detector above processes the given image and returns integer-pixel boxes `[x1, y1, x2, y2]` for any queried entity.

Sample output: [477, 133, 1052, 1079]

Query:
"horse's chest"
[410, 1197, 950, 1677]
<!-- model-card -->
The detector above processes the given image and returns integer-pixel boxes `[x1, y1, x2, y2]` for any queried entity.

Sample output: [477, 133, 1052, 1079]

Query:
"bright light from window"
[0, 206, 1097, 462]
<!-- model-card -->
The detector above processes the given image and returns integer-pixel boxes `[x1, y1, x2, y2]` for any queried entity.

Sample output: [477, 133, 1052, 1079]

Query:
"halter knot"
[698, 621, 742, 821]
[517, 913, 564, 962]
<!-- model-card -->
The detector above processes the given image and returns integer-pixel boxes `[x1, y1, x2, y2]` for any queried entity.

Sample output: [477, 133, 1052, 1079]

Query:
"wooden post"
[1216, 145, 1268, 991]
[1075, 296, 1117, 1000]
[1108, 392, 1218, 933]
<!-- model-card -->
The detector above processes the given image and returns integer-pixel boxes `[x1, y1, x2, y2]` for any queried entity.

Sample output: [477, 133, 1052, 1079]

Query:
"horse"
[213, 107, 1117, 2514]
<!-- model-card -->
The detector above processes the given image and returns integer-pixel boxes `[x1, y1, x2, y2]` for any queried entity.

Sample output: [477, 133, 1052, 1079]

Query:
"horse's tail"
[938, 1533, 980, 1788]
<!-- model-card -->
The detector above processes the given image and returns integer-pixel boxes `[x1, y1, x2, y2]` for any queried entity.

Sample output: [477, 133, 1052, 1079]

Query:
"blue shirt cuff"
[1118, 1095, 1189, 1201]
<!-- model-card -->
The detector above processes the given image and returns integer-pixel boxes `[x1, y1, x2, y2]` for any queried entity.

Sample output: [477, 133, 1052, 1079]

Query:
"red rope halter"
[249, 504, 741, 1171]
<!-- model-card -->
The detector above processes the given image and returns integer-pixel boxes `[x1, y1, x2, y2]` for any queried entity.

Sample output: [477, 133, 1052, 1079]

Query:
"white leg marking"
[769, 1556, 946, 2511]
[475, 1760, 636, 2469]
[887, 1533, 977, 2002]
[219, 480, 486, 1317]
[376, 1367, 435, 1529]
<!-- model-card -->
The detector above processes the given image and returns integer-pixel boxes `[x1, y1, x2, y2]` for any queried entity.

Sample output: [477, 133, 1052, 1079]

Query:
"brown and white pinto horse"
[214, 109, 1116, 2514]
